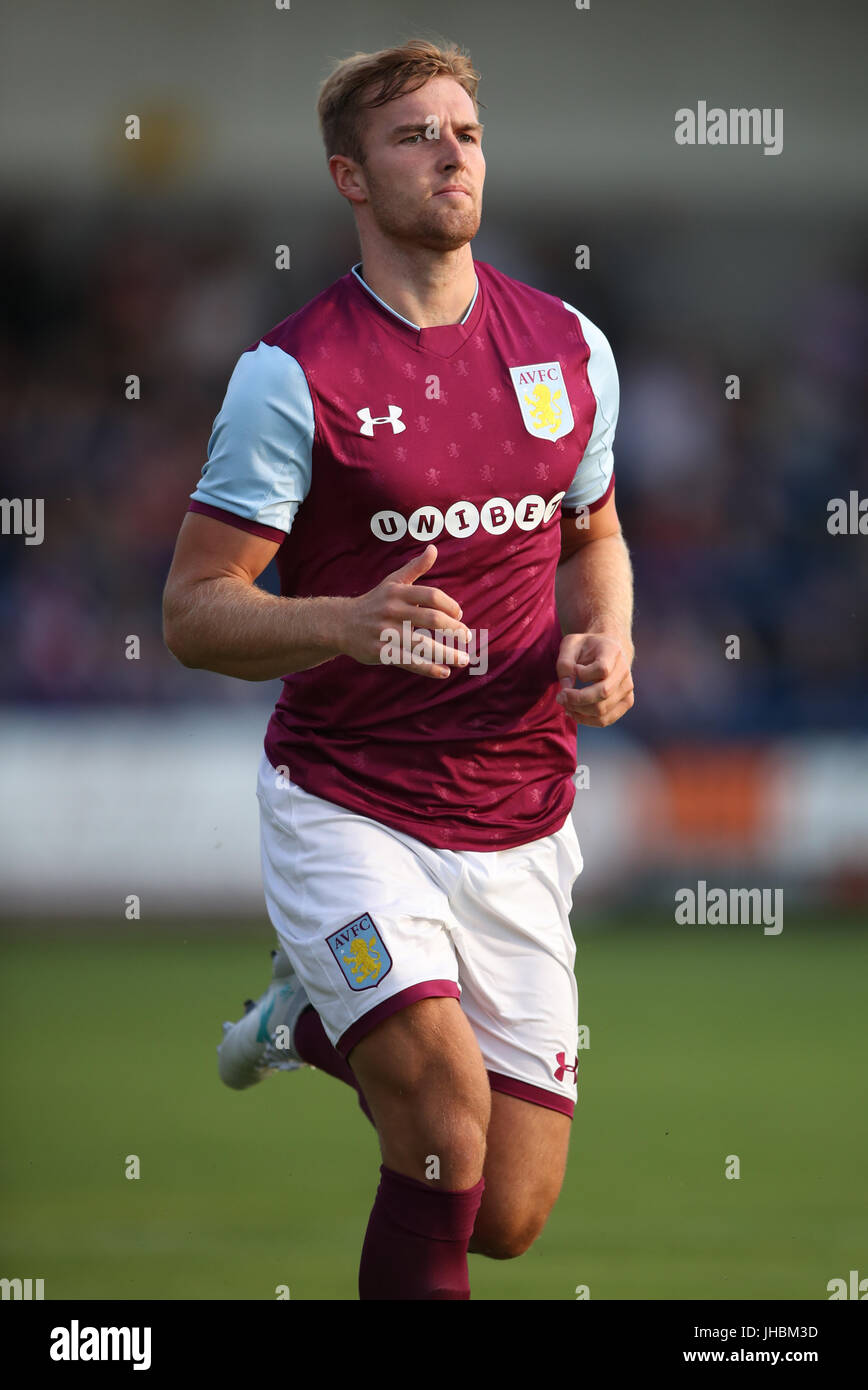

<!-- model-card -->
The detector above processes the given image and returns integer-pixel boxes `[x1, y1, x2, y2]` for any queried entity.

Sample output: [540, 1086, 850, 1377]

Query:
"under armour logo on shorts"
[554, 1051, 578, 1084]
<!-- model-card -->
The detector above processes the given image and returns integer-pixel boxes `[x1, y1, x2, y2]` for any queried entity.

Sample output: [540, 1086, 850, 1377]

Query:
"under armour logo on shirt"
[357, 405, 406, 436]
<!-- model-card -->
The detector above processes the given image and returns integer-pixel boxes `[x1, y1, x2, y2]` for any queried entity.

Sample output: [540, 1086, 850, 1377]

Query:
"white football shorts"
[257, 751, 583, 1116]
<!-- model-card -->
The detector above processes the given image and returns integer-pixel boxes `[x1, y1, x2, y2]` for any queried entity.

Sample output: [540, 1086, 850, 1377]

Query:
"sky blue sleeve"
[560, 303, 619, 512]
[190, 341, 314, 533]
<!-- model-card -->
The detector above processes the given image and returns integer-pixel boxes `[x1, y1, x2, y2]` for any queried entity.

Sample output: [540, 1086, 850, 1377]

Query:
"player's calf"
[469, 1091, 572, 1260]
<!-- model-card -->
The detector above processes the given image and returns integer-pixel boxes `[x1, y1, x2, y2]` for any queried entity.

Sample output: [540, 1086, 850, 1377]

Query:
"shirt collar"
[350, 262, 479, 330]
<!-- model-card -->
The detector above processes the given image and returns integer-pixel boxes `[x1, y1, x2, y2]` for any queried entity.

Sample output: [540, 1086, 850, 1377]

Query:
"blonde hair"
[317, 37, 481, 165]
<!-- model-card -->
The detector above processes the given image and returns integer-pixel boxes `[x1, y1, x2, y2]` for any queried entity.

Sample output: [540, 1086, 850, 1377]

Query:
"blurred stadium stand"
[1, 0, 866, 914]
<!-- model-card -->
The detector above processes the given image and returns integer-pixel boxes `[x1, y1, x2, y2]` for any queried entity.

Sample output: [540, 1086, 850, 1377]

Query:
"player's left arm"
[554, 494, 634, 727]
[554, 305, 634, 727]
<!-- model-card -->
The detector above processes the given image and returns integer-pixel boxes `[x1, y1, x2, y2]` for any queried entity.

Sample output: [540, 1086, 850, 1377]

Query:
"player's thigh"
[348, 996, 491, 1186]
[471, 1092, 572, 1258]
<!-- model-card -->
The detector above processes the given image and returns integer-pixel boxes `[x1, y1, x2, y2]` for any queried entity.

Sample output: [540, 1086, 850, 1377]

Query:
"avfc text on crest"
[326, 913, 393, 991]
[508, 361, 575, 442]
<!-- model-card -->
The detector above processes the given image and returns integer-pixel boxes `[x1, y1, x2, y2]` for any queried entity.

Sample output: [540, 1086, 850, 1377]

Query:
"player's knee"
[472, 1215, 543, 1261]
[420, 1080, 489, 1172]
[384, 1100, 488, 1184]
[436, 1107, 488, 1167]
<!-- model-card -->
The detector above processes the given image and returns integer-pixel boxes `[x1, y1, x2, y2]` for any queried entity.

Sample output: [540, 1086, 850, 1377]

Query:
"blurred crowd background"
[1, 0, 866, 911]
[1, 198, 864, 737]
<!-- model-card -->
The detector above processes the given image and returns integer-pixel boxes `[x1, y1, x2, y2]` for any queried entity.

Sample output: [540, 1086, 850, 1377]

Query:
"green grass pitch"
[1, 916, 866, 1300]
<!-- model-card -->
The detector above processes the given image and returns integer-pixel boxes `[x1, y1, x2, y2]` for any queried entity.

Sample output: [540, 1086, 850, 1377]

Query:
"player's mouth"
[433, 185, 471, 197]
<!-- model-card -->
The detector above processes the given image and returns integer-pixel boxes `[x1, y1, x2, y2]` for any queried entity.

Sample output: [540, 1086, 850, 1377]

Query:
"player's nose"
[437, 131, 468, 169]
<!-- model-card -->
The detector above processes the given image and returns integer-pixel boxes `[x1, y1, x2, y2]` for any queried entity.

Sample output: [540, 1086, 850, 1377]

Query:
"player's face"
[356, 76, 485, 251]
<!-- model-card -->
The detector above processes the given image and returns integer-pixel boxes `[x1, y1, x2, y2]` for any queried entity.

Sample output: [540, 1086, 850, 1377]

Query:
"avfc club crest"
[326, 913, 393, 991]
[508, 360, 575, 442]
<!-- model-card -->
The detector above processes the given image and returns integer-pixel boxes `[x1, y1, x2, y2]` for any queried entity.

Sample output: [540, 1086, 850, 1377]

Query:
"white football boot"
[217, 945, 311, 1090]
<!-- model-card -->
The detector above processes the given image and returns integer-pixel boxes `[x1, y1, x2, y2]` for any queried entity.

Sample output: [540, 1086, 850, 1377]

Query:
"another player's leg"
[348, 995, 490, 1300]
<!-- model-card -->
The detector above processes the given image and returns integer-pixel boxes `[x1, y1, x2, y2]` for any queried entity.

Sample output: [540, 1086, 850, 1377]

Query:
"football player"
[163, 38, 634, 1300]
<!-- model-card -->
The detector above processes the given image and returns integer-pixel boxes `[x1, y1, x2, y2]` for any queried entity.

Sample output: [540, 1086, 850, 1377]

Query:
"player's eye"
[400, 131, 478, 145]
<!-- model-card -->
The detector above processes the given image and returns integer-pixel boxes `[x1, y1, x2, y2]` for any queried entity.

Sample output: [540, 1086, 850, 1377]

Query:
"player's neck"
[356, 243, 477, 329]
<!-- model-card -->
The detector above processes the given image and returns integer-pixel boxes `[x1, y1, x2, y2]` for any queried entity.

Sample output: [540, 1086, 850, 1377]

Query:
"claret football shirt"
[189, 259, 619, 849]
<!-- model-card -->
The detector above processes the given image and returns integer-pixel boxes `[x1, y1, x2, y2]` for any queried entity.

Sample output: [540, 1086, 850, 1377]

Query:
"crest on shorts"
[508, 361, 575, 442]
[326, 913, 393, 991]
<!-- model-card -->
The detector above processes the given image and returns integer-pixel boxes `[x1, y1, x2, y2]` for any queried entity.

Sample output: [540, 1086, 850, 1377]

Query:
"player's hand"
[555, 632, 635, 726]
[342, 545, 473, 679]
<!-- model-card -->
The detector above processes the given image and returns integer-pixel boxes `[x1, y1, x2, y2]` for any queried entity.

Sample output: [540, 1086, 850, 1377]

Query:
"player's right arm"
[162, 520, 470, 681]
[164, 340, 468, 680]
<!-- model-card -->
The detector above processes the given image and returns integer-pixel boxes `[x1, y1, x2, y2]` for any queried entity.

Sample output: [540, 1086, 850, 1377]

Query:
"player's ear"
[329, 154, 366, 203]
